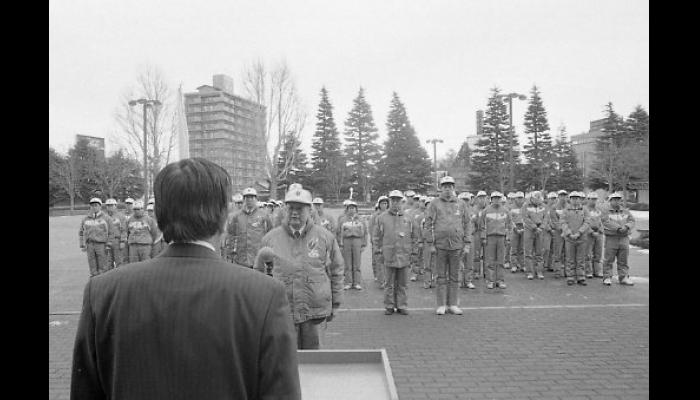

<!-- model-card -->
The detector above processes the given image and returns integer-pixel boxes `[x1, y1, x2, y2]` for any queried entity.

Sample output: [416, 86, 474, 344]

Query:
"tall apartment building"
[570, 118, 606, 180]
[184, 74, 267, 194]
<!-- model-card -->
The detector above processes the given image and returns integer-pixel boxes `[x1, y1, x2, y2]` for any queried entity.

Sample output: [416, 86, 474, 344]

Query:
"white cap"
[125, 198, 135, 204]
[609, 192, 623, 199]
[105, 198, 117, 205]
[242, 187, 257, 197]
[284, 188, 313, 205]
[389, 190, 404, 199]
[490, 191, 503, 198]
[345, 200, 358, 208]
[312, 197, 324, 204]
[587, 192, 599, 199]
[515, 191, 524, 198]
[557, 190, 568, 195]
[530, 191, 542, 199]
[476, 190, 487, 197]
[547, 192, 557, 199]
[133, 201, 144, 209]
[342, 199, 350, 206]
[569, 191, 584, 198]
[439, 176, 455, 185]
[377, 195, 389, 203]
[146, 204, 154, 211]
[232, 194, 243, 202]
[89, 198, 102, 205]
[457, 192, 469, 200]
[404, 190, 416, 197]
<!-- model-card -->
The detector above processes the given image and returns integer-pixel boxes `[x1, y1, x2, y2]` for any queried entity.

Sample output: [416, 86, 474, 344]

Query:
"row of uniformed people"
[79, 197, 164, 277]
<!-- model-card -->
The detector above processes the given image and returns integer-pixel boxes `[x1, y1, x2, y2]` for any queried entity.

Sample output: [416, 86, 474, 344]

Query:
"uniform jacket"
[424, 194, 471, 250]
[227, 207, 273, 267]
[368, 209, 384, 241]
[561, 205, 590, 241]
[79, 211, 114, 245]
[470, 205, 486, 240]
[104, 211, 125, 245]
[70, 243, 300, 400]
[551, 201, 568, 231]
[314, 210, 336, 233]
[147, 213, 164, 244]
[336, 214, 368, 246]
[479, 204, 512, 237]
[255, 222, 345, 324]
[411, 208, 426, 243]
[585, 204, 605, 234]
[126, 214, 158, 245]
[372, 209, 420, 268]
[601, 205, 636, 237]
[521, 202, 549, 231]
[509, 202, 525, 230]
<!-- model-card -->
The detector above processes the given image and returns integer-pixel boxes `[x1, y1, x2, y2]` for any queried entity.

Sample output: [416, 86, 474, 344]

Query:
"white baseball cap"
[89, 198, 102, 205]
[389, 190, 404, 199]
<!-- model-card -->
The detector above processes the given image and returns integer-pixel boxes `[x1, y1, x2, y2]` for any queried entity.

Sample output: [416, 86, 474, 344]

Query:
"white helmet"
[312, 197, 324, 204]
[490, 191, 503, 198]
[530, 191, 543, 200]
[345, 200, 358, 208]
[609, 192, 623, 199]
[147, 197, 155, 205]
[457, 192, 469, 200]
[506, 192, 515, 199]
[515, 191, 524, 198]
[242, 187, 257, 197]
[587, 192, 599, 199]
[232, 194, 243, 202]
[476, 191, 487, 197]
[389, 190, 404, 199]
[124, 198, 135, 204]
[557, 190, 568, 196]
[377, 195, 389, 203]
[284, 188, 313, 205]
[404, 190, 416, 198]
[547, 191, 557, 199]
[133, 201, 144, 209]
[569, 191, 584, 199]
[89, 197, 102, 205]
[105, 198, 117, 205]
[439, 176, 455, 185]
[146, 204, 154, 211]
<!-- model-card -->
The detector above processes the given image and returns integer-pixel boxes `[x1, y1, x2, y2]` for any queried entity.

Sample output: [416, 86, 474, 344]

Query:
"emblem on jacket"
[307, 238, 319, 258]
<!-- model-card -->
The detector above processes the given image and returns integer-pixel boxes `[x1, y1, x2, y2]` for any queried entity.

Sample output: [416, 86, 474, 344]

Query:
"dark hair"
[154, 158, 232, 242]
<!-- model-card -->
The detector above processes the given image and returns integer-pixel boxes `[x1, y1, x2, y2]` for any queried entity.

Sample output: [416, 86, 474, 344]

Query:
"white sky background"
[49, 0, 649, 160]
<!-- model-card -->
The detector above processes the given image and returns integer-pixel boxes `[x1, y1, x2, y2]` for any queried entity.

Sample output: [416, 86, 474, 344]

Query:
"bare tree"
[51, 151, 79, 210]
[241, 59, 307, 199]
[113, 65, 176, 197]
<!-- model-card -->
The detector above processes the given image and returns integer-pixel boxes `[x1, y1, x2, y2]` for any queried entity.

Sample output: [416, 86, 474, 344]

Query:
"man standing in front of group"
[561, 191, 591, 285]
[601, 192, 636, 286]
[226, 187, 273, 268]
[424, 176, 471, 315]
[480, 192, 511, 289]
[374, 190, 420, 315]
[336, 200, 368, 290]
[126, 201, 158, 263]
[254, 187, 345, 349]
[79, 198, 114, 277]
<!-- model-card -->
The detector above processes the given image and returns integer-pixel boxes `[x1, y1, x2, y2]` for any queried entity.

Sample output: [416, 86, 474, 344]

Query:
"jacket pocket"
[306, 272, 331, 313]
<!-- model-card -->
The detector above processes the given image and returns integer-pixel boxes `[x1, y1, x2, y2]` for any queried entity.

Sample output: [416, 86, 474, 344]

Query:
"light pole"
[128, 98, 162, 200]
[497, 92, 527, 193]
[426, 138, 443, 193]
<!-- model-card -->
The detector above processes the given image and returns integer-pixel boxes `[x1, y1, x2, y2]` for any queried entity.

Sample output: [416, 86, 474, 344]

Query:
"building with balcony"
[184, 74, 267, 194]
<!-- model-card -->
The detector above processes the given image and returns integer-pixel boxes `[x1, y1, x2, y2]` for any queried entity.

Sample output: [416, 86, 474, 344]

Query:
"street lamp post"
[497, 92, 527, 193]
[128, 98, 162, 200]
[426, 138, 443, 193]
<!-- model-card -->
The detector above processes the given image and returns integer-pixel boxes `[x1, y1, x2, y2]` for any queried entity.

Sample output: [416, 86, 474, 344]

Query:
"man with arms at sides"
[70, 157, 300, 400]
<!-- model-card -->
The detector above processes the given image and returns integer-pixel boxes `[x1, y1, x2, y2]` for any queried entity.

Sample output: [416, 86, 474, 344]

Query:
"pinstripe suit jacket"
[70, 242, 301, 400]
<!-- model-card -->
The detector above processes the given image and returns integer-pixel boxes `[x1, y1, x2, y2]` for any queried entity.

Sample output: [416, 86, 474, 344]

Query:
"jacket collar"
[282, 220, 314, 239]
[388, 208, 403, 216]
[158, 242, 222, 260]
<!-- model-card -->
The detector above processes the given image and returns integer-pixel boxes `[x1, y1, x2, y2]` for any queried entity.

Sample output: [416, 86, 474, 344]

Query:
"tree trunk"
[69, 193, 75, 211]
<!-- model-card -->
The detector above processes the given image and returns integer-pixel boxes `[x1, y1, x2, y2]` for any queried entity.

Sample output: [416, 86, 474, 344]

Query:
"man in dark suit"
[70, 158, 301, 400]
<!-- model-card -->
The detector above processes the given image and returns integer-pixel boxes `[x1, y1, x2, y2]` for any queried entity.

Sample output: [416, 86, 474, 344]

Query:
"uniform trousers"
[435, 248, 461, 307]
[342, 237, 363, 286]
[523, 229, 544, 275]
[585, 233, 604, 276]
[86, 241, 108, 277]
[542, 230, 553, 269]
[603, 236, 630, 280]
[129, 243, 152, 263]
[485, 235, 507, 283]
[471, 236, 484, 279]
[106, 240, 120, 269]
[295, 319, 324, 350]
[384, 266, 408, 310]
[552, 229, 566, 275]
[510, 230, 524, 270]
[565, 238, 587, 282]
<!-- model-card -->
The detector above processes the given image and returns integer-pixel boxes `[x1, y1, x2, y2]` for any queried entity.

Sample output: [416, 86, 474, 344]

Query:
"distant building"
[465, 109, 485, 150]
[184, 74, 267, 194]
[75, 134, 105, 158]
[570, 118, 606, 180]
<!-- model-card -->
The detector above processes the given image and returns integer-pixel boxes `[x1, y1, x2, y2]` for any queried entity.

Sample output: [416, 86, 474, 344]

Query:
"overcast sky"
[49, 0, 648, 160]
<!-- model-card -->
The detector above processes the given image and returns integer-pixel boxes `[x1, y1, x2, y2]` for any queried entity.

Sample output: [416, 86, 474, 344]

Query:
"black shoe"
[384, 308, 395, 315]
[397, 308, 409, 315]
[567, 280, 575, 286]
[577, 280, 587, 286]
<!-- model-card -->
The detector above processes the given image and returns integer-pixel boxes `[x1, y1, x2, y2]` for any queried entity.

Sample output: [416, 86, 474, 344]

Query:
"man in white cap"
[103, 198, 126, 269]
[457, 192, 476, 289]
[336, 200, 368, 290]
[561, 192, 590, 285]
[601, 192, 636, 286]
[420, 196, 437, 288]
[479, 191, 512, 289]
[312, 197, 336, 233]
[509, 191, 526, 273]
[521, 191, 549, 280]
[121, 197, 135, 264]
[79, 198, 115, 277]
[147, 203, 166, 258]
[424, 176, 471, 315]
[373, 190, 420, 315]
[370, 196, 390, 288]
[226, 187, 272, 268]
[542, 191, 558, 271]
[254, 186, 345, 349]
[125, 200, 158, 262]
[550, 190, 569, 278]
[470, 191, 489, 281]
[584, 192, 604, 278]
[408, 193, 425, 282]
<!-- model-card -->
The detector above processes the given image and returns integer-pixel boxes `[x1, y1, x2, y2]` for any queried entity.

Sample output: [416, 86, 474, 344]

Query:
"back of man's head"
[154, 158, 232, 243]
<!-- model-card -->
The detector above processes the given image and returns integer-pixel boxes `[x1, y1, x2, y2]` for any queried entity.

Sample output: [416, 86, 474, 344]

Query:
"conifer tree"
[522, 85, 554, 191]
[470, 87, 511, 192]
[551, 125, 583, 190]
[374, 93, 432, 195]
[624, 104, 649, 143]
[309, 87, 345, 200]
[344, 87, 381, 201]
[591, 102, 625, 191]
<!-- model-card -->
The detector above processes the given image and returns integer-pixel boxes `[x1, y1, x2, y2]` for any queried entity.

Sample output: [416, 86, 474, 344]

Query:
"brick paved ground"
[50, 212, 649, 399]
